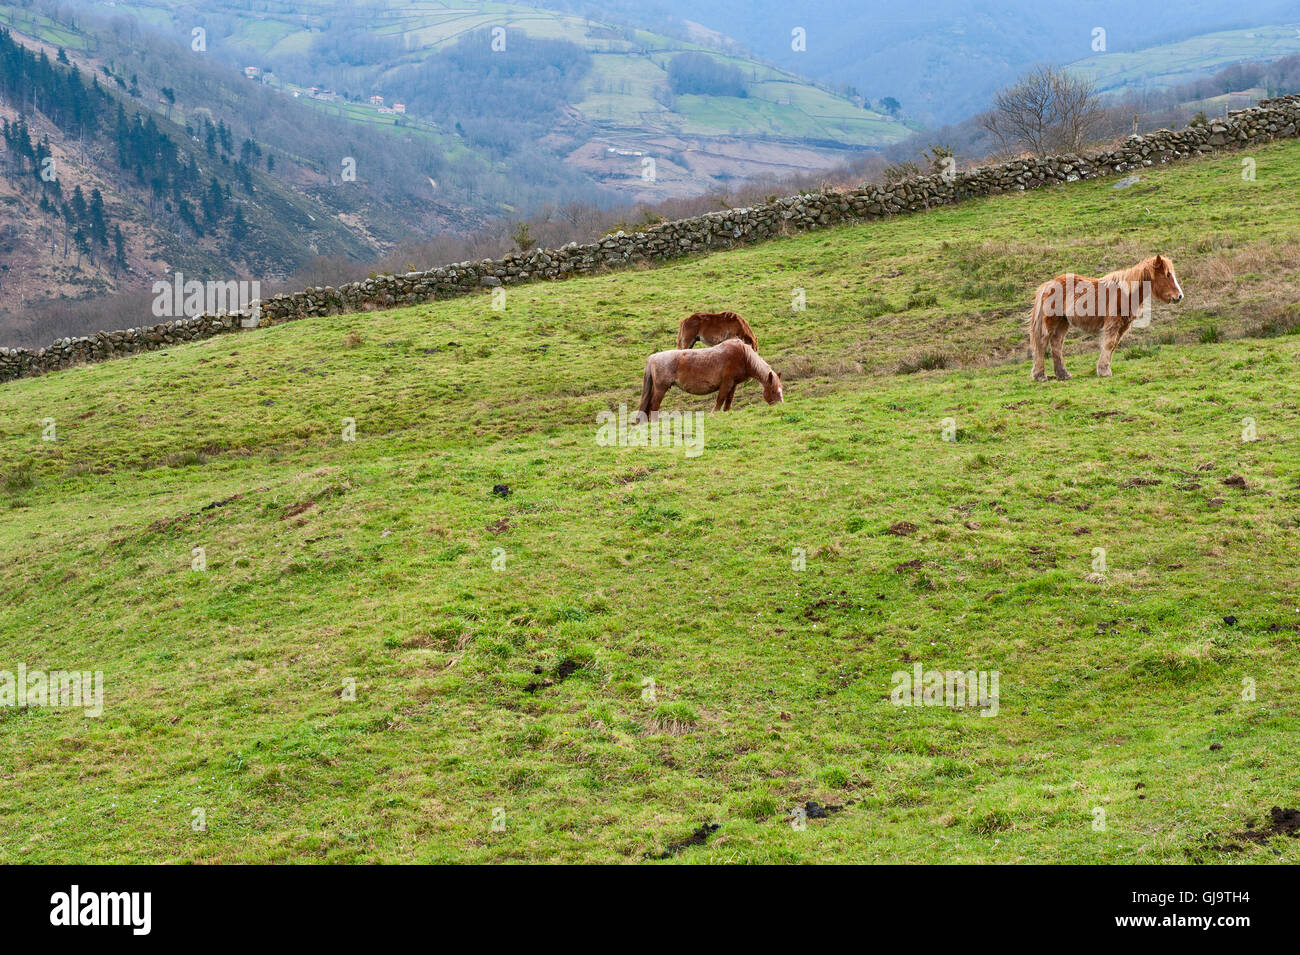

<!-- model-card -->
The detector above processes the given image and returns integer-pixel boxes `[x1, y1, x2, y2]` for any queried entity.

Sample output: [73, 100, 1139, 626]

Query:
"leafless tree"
[980, 65, 1103, 157]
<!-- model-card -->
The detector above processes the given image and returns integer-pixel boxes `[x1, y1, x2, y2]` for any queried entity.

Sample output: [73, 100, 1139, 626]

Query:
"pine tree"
[231, 205, 249, 243]
[89, 188, 108, 247]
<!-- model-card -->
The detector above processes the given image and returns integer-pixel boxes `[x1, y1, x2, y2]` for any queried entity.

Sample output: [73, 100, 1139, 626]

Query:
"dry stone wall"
[5, 94, 1299, 384]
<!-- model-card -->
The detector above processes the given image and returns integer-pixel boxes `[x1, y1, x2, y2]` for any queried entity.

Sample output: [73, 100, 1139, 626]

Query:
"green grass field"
[2, 139, 1300, 863]
[0, 6, 92, 50]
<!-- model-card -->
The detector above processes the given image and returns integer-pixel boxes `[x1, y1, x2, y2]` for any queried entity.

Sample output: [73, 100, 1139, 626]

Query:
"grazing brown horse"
[676, 311, 758, 351]
[638, 339, 783, 420]
[1029, 254, 1184, 380]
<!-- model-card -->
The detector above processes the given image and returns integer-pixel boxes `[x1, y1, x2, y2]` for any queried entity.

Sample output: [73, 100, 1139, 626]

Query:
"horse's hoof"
[1031, 372, 1047, 382]
[1055, 370, 1072, 380]
[1096, 368, 1112, 378]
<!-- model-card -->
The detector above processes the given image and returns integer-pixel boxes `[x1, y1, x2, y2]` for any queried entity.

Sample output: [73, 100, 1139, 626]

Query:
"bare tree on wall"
[980, 65, 1102, 157]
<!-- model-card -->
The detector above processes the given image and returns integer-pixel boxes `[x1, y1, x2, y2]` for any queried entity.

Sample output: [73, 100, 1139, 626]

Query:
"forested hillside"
[1, 29, 267, 270]
[0, 24, 407, 325]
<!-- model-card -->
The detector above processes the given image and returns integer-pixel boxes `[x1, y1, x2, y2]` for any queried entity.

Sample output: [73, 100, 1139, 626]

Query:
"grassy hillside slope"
[2, 138, 1300, 863]
[1069, 23, 1300, 95]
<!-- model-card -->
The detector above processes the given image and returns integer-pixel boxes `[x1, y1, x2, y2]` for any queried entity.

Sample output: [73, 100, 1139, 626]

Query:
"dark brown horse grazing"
[638, 339, 783, 420]
[1029, 254, 1184, 380]
[676, 311, 758, 351]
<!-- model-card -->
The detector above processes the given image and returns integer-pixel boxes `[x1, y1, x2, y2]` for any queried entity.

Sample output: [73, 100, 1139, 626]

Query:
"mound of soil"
[645, 823, 720, 860]
[803, 801, 844, 819]
[1232, 806, 1300, 844]
[523, 658, 582, 694]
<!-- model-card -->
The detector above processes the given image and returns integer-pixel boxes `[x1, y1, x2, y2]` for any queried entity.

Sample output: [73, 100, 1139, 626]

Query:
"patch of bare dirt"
[283, 499, 316, 519]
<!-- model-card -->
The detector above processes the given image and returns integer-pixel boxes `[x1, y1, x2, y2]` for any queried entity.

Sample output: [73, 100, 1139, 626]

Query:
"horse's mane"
[1102, 256, 1160, 286]
[743, 343, 774, 381]
[724, 311, 757, 345]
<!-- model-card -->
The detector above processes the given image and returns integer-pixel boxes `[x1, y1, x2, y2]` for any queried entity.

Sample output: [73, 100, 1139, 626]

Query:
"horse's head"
[1150, 255, 1184, 304]
[763, 369, 785, 404]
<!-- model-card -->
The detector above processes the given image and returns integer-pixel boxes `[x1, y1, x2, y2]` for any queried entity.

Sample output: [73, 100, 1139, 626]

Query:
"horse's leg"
[1047, 317, 1071, 380]
[722, 384, 736, 411]
[649, 381, 671, 422]
[712, 379, 732, 412]
[1099, 321, 1136, 378]
[1031, 342, 1047, 381]
[1096, 322, 1123, 378]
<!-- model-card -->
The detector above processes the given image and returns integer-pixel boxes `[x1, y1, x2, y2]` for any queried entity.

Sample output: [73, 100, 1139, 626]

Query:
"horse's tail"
[1027, 285, 1049, 352]
[730, 312, 758, 351]
[637, 363, 654, 418]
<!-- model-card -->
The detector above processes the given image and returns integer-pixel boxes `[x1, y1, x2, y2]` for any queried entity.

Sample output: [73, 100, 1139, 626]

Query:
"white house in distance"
[243, 66, 261, 79]
[392, 103, 406, 114]
[369, 94, 384, 106]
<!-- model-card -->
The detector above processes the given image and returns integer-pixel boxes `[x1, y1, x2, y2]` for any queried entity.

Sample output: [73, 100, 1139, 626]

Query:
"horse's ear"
[767, 371, 775, 384]
[1153, 254, 1166, 272]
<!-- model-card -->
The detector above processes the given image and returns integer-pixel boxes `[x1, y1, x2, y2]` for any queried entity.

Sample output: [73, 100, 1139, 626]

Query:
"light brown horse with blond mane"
[676, 311, 758, 351]
[638, 339, 783, 420]
[1029, 254, 1184, 380]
